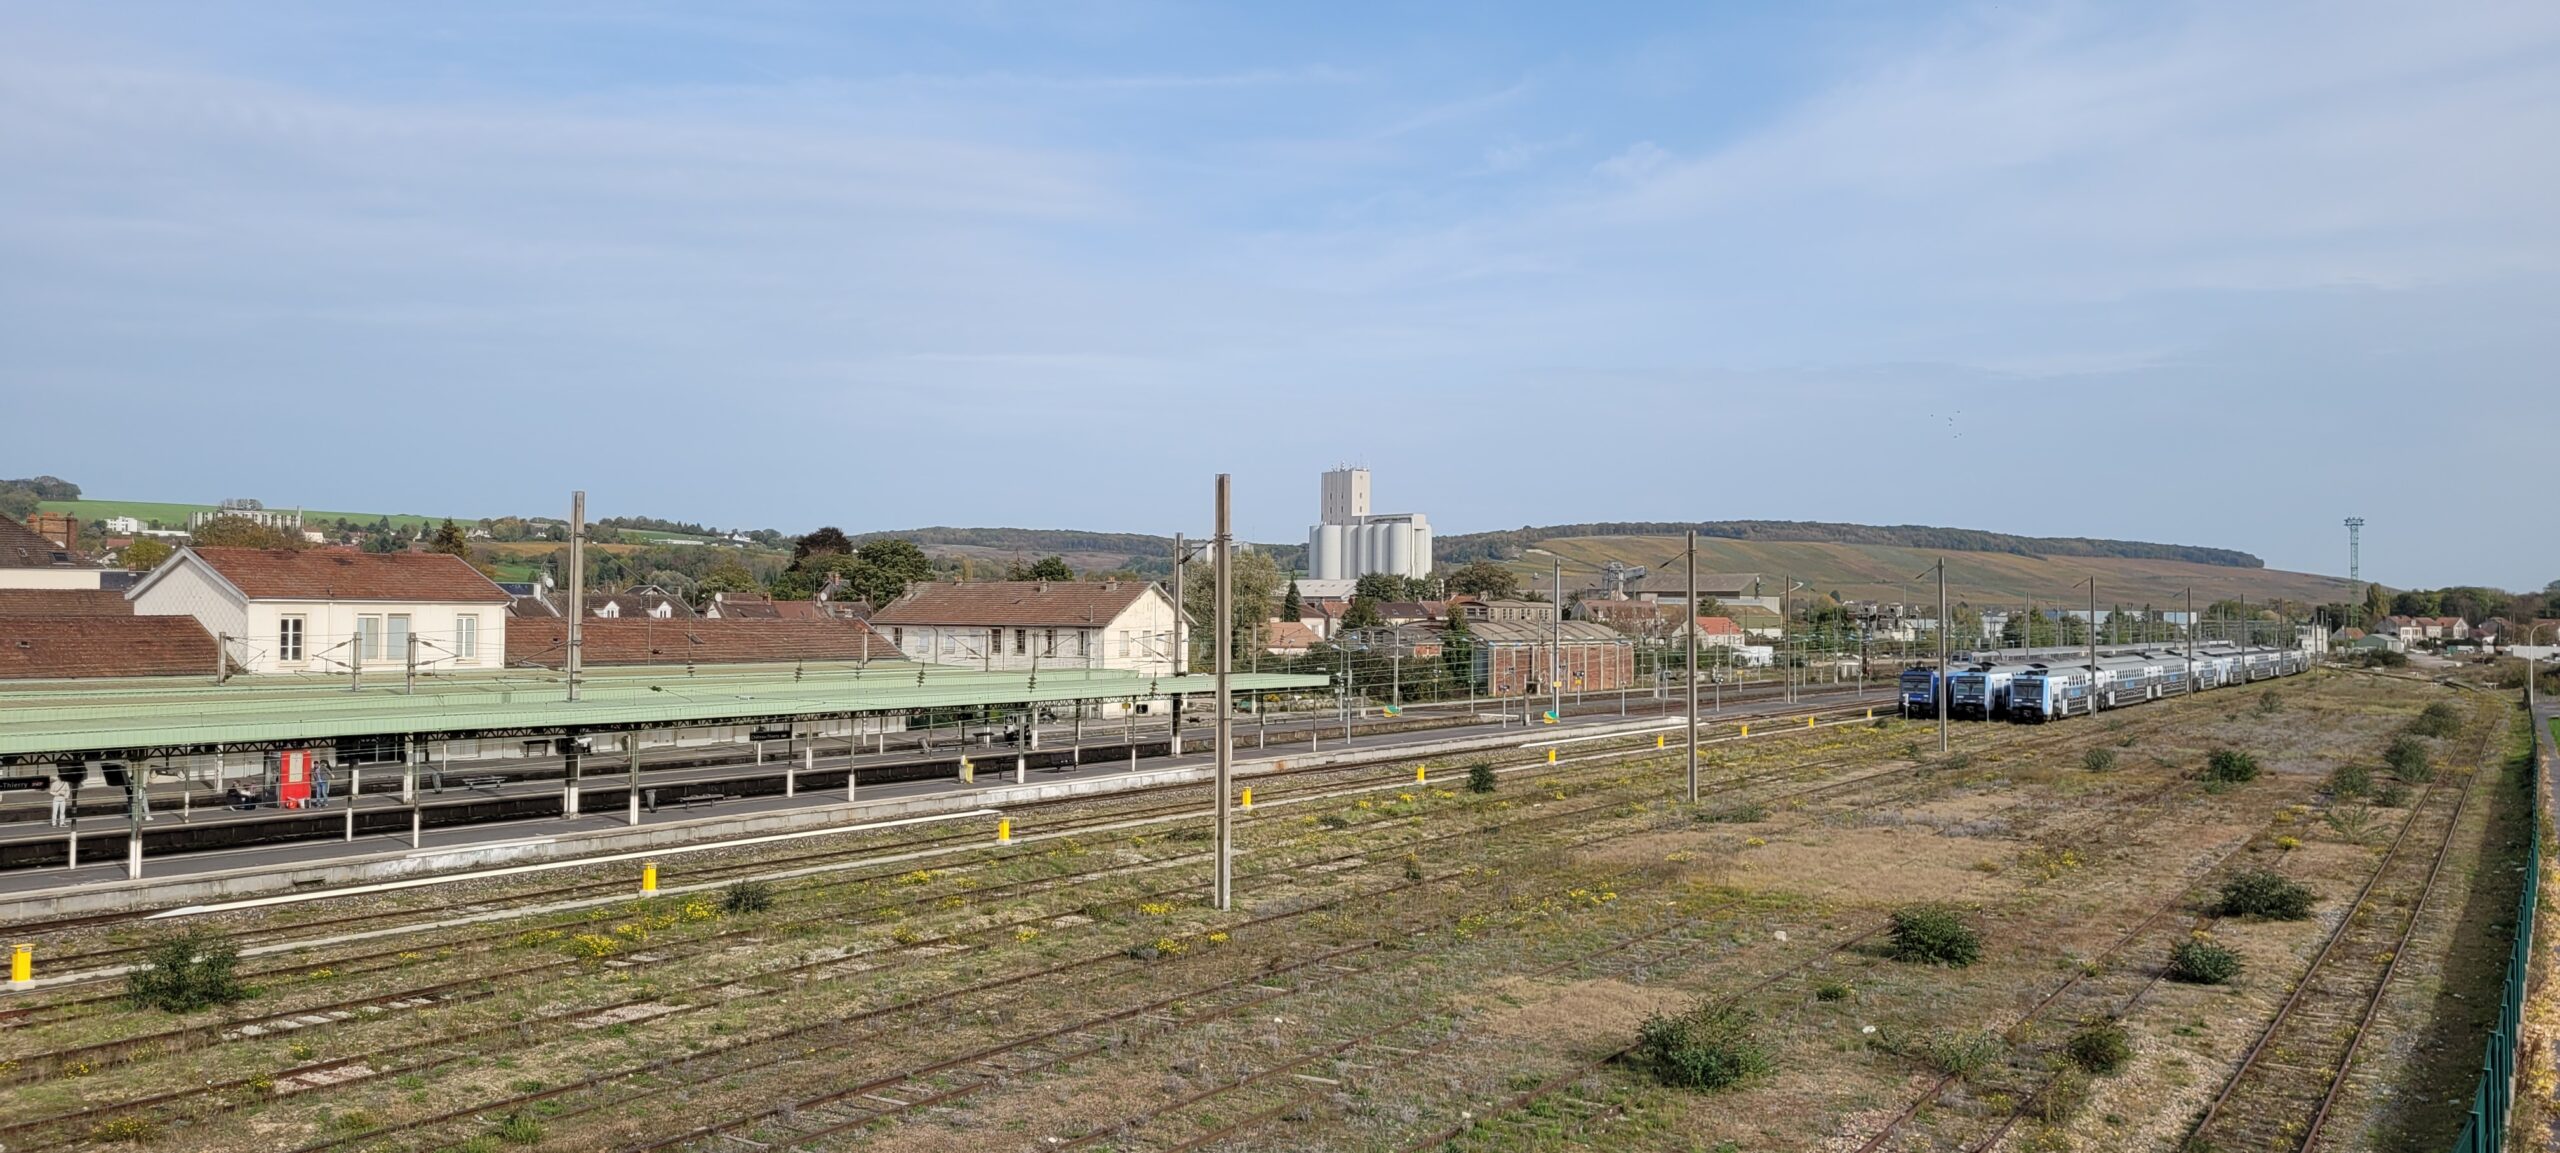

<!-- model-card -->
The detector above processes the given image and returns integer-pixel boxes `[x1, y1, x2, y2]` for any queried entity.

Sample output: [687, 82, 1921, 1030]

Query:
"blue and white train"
[1901, 644, 2310, 723]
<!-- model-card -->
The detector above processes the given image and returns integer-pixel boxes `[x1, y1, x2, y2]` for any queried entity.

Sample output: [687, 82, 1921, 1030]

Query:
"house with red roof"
[126, 547, 511, 675]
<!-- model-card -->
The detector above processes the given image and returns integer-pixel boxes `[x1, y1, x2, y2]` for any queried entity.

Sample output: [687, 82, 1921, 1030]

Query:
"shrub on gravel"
[1873, 1027, 2007, 1077]
[2385, 735, 2432, 781]
[2082, 748, 2117, 773]
[2168, 938, 2242, 985]
[2216, 870, 2315, 921]
[2256, 690, 2284, 716]
[2408, 701, 2461, 738]
[127, 929, 247, 1013]
[2203, 749, 2260, 784]
[1631, 1003, 1773, 1091]
[495, 1113, 545, 1145]
[2066, 1021, 2132, 1074]
[1887, 904, 1982, 967]
[2371, 782, 2409, 808]
[2329, 763, 2371, 800]
[1466, 760, 1498, 794]
[721, 879, 776, 915]
[2033, 1066, 2095, 1122]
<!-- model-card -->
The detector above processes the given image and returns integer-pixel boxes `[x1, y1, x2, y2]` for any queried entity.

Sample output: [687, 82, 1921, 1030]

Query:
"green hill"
[1498, 533, 2352, 608]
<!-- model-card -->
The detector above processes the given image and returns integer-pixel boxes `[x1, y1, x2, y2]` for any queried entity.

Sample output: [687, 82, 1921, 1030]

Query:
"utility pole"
[1550, 558, 1563, 725]
[1212, 475, 1234, 911]
[2183, 587, 2196, 695]
[405, 630, 419, 695]
[1933, 560, 1949, 754]
[567, 490, 586, 703]
[1685, 530, 1699, 803]
[1170, 532, 1186, 758]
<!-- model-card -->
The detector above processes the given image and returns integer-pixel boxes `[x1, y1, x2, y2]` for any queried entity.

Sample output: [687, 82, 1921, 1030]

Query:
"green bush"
[127, 929, 248, 1013]
[1874, 1027, 2007, 1076]
[1466, 761, 1497, 794]
[2203, 749, 2260, 783]
[2033, 1066, 2094, 1123]
[495, 1113, 545, 1145]
[2256, 690, 2284, 715]
[721, 879, 776, 915]
[2216, 870, 2314, 921]
[2082, 748, 2117, 773]
[2384, 735, 2432, 782]
[2066, 1021, 2131, 1074]
[1815, 980, 1851, 1002]
[2168, 939, 2242, 985]
[2408, 701, 2461, 737]
[1631, 1003, 1773, 1091]
[1887, 904, 1982, 967]
[2371, 782, 2409, 808]
[2328, 763, 2370, 800]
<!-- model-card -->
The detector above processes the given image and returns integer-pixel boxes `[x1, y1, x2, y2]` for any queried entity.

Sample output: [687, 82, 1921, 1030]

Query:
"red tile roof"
[871, 581, 1160, 628]
[504, 617, 908, 669]
[0, 514, 91, 569]
[0, 588, 132, 616]
[187, 548, 509, 603]
[0, 615, 220, 680]
[1693, 616, 1743, 636]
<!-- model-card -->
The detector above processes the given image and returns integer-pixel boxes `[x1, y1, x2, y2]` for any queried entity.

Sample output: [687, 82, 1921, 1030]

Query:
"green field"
[39, 498, 476, 533]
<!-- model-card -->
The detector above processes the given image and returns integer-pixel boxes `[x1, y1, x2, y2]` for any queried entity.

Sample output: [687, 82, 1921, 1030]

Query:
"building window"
[1077, 629, 1090, 657]
[278, 615, 305, 662]
[456, 615, 479, 659]
[356, 615, 382, 662]
[1043, 628, 1058, 657]
[1014, 628, 1027, 655]
[387, 614, 411, 663]
[891, 627, 905, 649]
[940, 631, 955, 655]
[1118, 629, 1131, 657]
[988, 628, 1002, 657]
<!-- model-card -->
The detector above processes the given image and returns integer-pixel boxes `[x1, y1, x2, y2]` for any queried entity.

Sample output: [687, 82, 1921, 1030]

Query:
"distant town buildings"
[1303, 467, 1433, 583]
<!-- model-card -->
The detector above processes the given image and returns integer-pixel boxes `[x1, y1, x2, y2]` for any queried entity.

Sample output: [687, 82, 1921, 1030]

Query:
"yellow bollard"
[640, 863, 658, 894]
[1240, 787, 1252, 810]
[1866, 707, 1874, 720]
[1415, 764, 1427, 784]
[1656, 733, 1665, 750]
[1808, 715, 1816, 729]
[1740, 723, 1749, 737]
[10, 943, 31, 988]
[997, 818, 1011, 844]
[959, 757, 974, 784]
[1547, 748, 1557, 765]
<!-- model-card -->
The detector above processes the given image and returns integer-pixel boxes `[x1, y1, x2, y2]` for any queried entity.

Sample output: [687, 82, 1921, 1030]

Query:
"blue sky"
[2, 2, 2553, 589]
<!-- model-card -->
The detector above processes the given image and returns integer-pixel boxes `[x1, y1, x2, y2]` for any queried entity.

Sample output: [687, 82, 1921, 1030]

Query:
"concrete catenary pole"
[1213, 475, 1234, 911]
[1937, 560, 1950, 755]
[1686, 530, 1699, 804]
[1550, 559, 1563, 726]
[568, 490, 586, 703]
[1170, 532, 1185, 758]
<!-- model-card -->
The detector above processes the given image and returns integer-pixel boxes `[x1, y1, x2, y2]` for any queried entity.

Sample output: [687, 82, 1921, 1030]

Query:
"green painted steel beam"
[0, 663, 1332, 759]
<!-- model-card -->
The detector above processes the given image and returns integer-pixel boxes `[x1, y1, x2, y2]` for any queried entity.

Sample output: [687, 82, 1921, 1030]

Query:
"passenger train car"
[1899, 644, 2311, 724]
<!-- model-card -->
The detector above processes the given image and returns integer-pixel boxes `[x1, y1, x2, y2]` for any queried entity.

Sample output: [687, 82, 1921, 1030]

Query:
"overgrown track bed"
[16, 677, 2432, 1152]
[2179, 694, 2504, 1153]
[0, 710, 1916, 1146]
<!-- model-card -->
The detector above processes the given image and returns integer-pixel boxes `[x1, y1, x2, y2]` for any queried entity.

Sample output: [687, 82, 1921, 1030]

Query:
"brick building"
[1466, 620, 1636, 695]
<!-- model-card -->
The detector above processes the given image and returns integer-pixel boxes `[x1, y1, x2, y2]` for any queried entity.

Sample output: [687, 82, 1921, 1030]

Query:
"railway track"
[2177, 699, 2499, 1153]
[1, 707, 1912, 1146]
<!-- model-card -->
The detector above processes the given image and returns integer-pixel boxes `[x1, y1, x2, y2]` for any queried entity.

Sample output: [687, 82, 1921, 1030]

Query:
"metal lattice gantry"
[2344, 516, 2365, 583]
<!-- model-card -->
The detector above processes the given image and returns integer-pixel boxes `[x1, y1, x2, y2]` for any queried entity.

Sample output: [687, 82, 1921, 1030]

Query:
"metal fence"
[2451, 709, 2548, 1152]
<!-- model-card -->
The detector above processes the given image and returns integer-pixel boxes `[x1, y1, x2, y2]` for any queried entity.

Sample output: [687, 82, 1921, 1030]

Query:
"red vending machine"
[276, 749, 313, 809]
